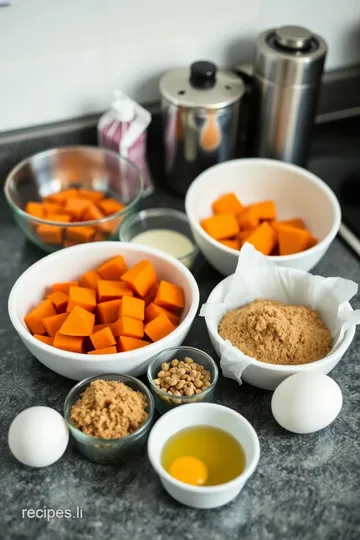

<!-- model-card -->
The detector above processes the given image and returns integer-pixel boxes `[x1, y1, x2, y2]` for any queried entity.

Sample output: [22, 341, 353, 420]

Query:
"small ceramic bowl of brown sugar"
[147, 346, 219, 414]
[203, 271, 357, 391]
[64, 373, 154, 464]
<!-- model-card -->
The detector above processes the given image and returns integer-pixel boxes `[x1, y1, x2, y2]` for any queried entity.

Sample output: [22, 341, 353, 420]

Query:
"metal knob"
[275, 26, 313, 51]
[189, 61, 217, 89]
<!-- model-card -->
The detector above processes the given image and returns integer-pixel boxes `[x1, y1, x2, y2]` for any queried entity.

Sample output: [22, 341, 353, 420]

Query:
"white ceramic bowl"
[8, 242, 199, 380]
[185, 158, 341, 276]
[147, 403, 260, 509]
[205, 274, 356, 391]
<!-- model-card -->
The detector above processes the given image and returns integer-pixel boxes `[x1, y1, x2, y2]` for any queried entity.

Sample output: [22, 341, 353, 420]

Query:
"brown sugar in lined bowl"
[218, 299, 333, 366]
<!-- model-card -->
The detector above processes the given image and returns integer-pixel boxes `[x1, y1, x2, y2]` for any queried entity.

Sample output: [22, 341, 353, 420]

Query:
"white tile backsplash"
[0, 0, 359, 132]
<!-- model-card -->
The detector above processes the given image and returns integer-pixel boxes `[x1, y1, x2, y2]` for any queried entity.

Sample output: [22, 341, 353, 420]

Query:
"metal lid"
[275, 26, 313, 50]
[254, 26, 328, 87]
[159, 61, 245, 109]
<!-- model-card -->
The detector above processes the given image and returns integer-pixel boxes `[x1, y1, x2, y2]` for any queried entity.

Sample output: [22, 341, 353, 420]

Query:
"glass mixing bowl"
[4, 146, 143, 252]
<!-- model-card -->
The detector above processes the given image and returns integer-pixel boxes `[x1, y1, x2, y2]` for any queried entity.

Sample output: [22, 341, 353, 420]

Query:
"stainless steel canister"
[160, 61, 245, 195]
[237, 26, 327, 166]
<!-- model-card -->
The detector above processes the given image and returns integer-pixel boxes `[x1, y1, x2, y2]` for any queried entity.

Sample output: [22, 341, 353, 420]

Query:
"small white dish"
[8, 242, 199, 381]
[147, 402, 260, 509]
[185, 158, 341, 276]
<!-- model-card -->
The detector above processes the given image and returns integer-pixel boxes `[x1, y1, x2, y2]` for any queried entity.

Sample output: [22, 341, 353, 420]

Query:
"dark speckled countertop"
[1, 118, 360, 540]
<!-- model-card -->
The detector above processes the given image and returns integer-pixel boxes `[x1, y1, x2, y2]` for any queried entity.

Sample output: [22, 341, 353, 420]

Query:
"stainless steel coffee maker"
[235, 26, 327, 166]
[159, 61, 245, 196]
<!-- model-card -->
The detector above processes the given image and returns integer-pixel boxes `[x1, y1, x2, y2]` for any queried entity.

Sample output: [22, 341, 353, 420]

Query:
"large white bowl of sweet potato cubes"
[185, 158, 341, 276]
[8, 242, 199, 380]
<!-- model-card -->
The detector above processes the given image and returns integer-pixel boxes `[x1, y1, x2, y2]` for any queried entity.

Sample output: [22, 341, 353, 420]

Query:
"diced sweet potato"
[42, 202, 64, 215]
[201, 213, 239, 240]
[97, 299, 122, 324]
[98, 256, 127, 280]
[275, 218, 305, 230]
[25, 202, 45, 219]
[46, 290, 68, 313]
[97, 198, 125, 216]
[64, 198, 90, 221]
[65, 226, 95, 244]
[118, 296, 145, 321]
[238, 228, 256, 247]
[46, 213, 72, 223]
[121, 260, 157, 298]
[60, 306, 95, 336]
[87, 346, 117, 355]
[67, 286, 97, 313]
[90, 327, 116, 350]
[110, 316, 144, 339]
[245, 222, 277, 255]
[25, 300, 57, 335]
[79, 270, 101, 290]
[145, 303, 180, 326]
[153, 281, 185, 311]
[237, 207, 260, 230]
[53, 331, 84, 353]
[118, 336, 150, 352]
[37, 224, 63, 244]
[42, 312, 68, 337]
[307, 235, 318, 249]
[278, 225, 311, 255]
[249, 201, 276, 221]
[219, 238, 240, 250]
[51, 281, 78, 294]
[45, 189, 79, 204]
[97, 280, 133, 302]
[34, 334, 54, 346]
[144, 314, 176, 342]
[77, 189, 105, 202]
[212, 193, 243, 215]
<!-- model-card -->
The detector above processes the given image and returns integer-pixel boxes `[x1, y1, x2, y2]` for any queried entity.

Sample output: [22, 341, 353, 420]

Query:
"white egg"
[8, 406, 69, 467]
[271, 373, 342, 434]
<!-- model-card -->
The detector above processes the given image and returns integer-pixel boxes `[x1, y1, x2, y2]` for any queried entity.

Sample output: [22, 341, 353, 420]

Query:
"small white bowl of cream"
[119, 208, 198, 269]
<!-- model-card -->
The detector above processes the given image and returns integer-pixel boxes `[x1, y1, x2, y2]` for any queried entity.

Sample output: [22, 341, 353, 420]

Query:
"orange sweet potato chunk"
[97, 280, 133, 302]
[275, 218, 305, 230]
[201, 213, 239, 240]
[118, 336, 150, 352]
[51, 281, 78, 294]
[64, 198, 90, 221]
[42, 202, 65, 215]
[278, 225, 311, 255]
[42, 312, 68, 337]
[97, 299, 122, 324]
[93, 323, 108, 333]
[37, 224, 63, 244]
[67, 286, 97, 313]
[245, 222, 277, 256]
[60, 306, 95, 336]
[237, 207, 260, 230]
[111, 316, 144, 339]
[145, 303, 180, 326]
[53, 331, 84, 353]
[34, 334, 54, 346]
[82, 203, 113, 234]
[121, 260, 157, 298]
[98, 256, 128, 280]
[238, 228, 256, 247]
[25, 202, 45, 219]
[25, 300, 57, 335]
[90, 326, 116, 350]
[144, 314, 176, 342]
[45, 189, 79, 204]
[46, 290, 68, 313]
[153, 281, 185, 311]
[97, 198, 125, 216]
[219, 238, 240, 250]
[307, 235, 318, 249]
[79, 270, 101, 290]
[212, 193, 244, 215]
[65, 226, 96, 244]
[46, 213, 72, 223]
[77, 189, 105, 202]
[249, 200, 276, 221]
[88, 346, 117, 355]
[118, 296, 145, 321]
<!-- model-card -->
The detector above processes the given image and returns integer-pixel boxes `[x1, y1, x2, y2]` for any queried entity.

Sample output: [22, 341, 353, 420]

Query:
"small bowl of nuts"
[147, 346, 218, 414]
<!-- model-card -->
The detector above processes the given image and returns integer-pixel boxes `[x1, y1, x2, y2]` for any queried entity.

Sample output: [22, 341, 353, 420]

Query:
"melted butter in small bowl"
[119, 208, 198, 268]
